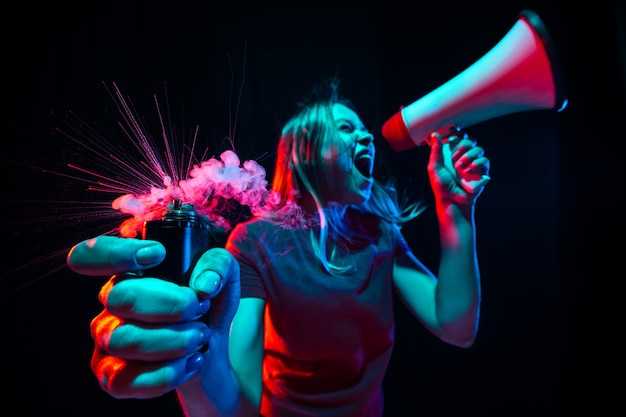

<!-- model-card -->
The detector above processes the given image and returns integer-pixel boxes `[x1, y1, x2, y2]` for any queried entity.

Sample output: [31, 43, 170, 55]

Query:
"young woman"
[67, 77, 491, 416]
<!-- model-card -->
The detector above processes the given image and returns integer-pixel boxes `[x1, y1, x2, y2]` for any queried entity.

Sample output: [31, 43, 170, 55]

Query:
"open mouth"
[354, 151, 373, 179]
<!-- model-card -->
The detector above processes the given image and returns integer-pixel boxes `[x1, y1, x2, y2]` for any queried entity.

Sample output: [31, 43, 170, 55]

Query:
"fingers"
[427, 129, 491, 200]
[190, 247, 239, 297]
[461, 175, 492, 195]
[448, 134, 489, 175]
[458, 156, 490, 181]
[427, 132, 443, 162]
[91, 347, 203, 399]
[453, 142, 491, 195]
[90, 310, 210, 361]
[449, 135, 480, 164]
[189, 248, 241, 333]
[67, 235, 166, 276]
[99, 276, 209, 323]
[89, 275, 213, 399]
[454, 146, 489, 173]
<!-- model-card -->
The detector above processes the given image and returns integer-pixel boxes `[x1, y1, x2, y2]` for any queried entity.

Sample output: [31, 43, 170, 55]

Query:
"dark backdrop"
[3, 1, 624, 416]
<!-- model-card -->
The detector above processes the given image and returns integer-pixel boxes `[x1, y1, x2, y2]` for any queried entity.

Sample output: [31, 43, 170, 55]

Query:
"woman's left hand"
[427, 130, 491, 206]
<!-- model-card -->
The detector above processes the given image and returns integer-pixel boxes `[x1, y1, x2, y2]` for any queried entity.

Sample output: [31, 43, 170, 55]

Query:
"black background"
[3, 1, 624, 416]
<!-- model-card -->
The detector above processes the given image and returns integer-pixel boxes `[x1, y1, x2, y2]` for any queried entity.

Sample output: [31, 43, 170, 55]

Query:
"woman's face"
[321, 103, 375, 205]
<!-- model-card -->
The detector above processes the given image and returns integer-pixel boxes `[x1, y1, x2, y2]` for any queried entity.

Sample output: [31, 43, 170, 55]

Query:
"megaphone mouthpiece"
[382, 9, 567, 152]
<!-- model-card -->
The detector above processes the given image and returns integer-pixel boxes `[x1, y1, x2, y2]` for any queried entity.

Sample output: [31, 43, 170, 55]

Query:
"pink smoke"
[112, 150, 270, 237]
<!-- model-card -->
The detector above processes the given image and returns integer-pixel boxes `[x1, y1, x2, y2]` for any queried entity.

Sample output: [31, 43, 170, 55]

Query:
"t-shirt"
[226, 209, 410, 417]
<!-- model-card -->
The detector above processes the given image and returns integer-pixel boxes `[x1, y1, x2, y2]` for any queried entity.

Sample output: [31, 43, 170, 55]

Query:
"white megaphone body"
[381, 9, 568, 152]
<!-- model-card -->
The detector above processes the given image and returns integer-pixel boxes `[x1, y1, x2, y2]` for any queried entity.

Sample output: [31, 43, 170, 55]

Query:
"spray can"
[141, 198, 212, 286]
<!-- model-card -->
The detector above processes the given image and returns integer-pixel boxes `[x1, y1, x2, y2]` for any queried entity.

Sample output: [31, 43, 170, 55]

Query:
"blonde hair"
[261, 77, 425, 275]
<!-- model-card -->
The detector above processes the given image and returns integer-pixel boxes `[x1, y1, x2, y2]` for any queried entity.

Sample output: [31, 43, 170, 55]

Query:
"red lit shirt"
[226, 209, 410, 417]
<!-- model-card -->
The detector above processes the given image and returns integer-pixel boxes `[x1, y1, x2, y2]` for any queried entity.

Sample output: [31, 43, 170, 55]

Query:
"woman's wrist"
[436, 201, 475, 249]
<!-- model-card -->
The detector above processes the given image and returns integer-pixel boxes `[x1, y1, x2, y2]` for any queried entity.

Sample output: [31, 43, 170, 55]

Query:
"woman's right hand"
[67, 236, 240, 399]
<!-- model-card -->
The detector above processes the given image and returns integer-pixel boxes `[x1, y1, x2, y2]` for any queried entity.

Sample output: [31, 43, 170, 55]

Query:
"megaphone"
[381, 9, 568, 151]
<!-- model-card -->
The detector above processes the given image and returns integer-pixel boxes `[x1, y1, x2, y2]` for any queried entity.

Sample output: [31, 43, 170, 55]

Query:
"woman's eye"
[338, 123, 354, 133]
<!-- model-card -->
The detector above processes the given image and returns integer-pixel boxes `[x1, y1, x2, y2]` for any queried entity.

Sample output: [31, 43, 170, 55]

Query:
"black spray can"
[142, 199, 211, 286]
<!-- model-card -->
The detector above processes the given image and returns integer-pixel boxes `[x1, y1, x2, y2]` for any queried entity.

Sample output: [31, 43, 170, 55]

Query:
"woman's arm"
[176, 298, 265, 417]
[392, 130, 489, 348]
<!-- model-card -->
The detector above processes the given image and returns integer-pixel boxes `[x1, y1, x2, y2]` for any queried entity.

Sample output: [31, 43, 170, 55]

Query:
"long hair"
[261, 77, 425, 275]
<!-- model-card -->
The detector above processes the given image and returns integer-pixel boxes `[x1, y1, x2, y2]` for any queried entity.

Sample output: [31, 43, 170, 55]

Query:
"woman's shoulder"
[228, 215, 300, 239]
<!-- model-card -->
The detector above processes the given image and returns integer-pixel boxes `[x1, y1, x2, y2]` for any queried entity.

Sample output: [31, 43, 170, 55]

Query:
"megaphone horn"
[382, 9, 568, 151]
